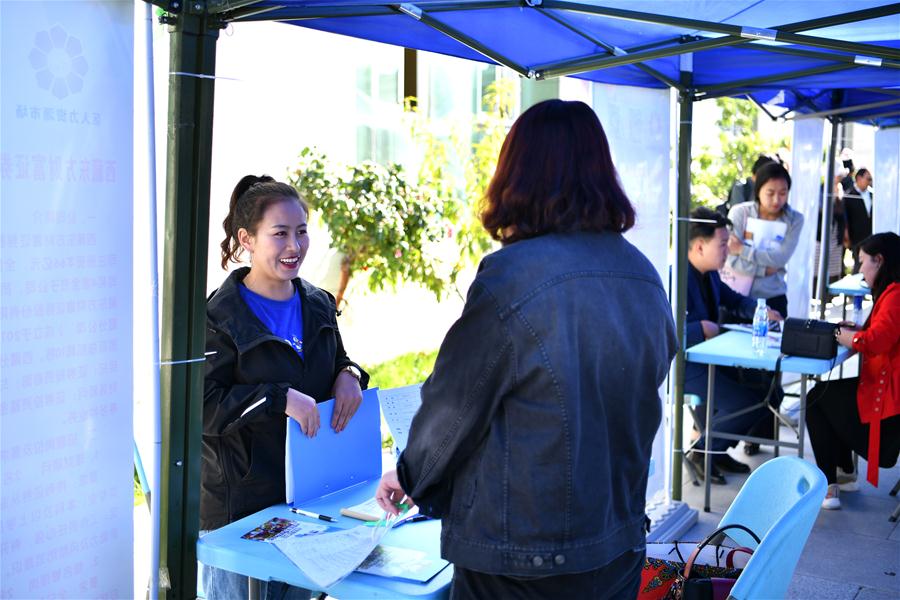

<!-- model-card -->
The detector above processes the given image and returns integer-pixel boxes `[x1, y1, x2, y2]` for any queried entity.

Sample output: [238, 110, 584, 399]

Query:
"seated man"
[685, 207, 782, 484]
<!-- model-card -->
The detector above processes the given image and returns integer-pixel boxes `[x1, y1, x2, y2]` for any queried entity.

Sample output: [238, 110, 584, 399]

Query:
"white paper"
[745, 217, 787, 251]
[379, 384, 423, 453]
[274, 524, 392, 590]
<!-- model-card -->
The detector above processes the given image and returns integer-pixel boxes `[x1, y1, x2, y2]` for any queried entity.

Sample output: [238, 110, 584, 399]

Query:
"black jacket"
[843, 189, 872, 248]
[397, 232, 677, 577]
[201, 267, 368, 529]
[684, 265, 756, 380]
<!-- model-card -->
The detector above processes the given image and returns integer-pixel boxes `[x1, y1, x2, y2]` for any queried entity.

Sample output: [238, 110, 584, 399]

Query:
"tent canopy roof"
[218, 0, 900, 125]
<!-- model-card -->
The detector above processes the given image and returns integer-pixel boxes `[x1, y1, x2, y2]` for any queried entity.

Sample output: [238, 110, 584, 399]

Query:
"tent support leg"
[158, 7, 220, 600]
[671, 67, 693, 501]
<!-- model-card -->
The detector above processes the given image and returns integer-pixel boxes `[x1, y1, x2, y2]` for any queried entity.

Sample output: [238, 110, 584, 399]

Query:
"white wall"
[1, 2, 134, 596]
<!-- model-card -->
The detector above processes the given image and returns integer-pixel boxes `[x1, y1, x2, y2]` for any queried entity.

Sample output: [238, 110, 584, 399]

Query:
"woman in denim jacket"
[376, 100, 677, 599]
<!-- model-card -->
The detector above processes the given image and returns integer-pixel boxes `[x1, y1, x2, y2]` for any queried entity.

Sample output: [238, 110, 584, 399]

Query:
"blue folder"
[285, 387, 381, 505]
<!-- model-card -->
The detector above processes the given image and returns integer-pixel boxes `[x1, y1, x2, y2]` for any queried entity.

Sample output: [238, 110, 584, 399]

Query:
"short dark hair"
[481, 99, 635, 243]
[220, 175, 308, 269]
[751, 154, 776, 176]
[753, 162, 792, 204]
[689, 206, 731, 243]
[855, 168, 871, 181]
[858, 232, 900, 301]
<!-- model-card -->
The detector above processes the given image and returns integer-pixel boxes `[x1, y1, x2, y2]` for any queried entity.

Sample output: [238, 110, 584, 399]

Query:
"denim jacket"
[397, 232, 676, 577]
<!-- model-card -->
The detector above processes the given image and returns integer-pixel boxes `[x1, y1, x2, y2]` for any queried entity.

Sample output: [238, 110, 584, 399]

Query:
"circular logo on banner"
[29, 25, 89, 100]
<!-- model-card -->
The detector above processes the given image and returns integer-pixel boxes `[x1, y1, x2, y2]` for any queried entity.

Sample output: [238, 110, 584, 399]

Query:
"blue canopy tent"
[146, 1, 900, 596]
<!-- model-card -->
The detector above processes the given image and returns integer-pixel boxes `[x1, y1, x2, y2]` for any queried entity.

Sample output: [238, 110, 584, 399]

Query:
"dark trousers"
[450, 547, 645, 600]
[806, 377, 900, 484]
[686, 370, 772, 452]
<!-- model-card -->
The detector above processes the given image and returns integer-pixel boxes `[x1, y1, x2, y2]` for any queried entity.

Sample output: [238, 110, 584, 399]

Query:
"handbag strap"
[683, 524, 760, 579]
[725, 547, 754, 569]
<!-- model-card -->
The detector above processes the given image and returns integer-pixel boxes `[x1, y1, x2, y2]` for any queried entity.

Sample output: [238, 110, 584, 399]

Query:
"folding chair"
[715, 457, 826, 599]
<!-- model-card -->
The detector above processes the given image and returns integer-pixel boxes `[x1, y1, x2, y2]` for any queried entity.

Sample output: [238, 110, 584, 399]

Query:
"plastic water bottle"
[752, 298, 768, 356]
[852, 295, 864, 326]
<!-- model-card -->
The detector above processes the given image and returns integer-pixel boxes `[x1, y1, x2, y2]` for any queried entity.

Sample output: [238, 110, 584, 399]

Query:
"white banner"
[787, 118, 825, 318]
[590, 83, 672, 503]
[874, 127, 900, 235]
[1, 2, 134, 597]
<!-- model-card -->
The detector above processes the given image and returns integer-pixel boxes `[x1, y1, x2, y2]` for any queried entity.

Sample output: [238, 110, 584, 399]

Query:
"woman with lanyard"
[200, 176, 368, 598]
[807, 232, 900, 510]
[725, 161, 802, 455]
[725, 161, 803, 318]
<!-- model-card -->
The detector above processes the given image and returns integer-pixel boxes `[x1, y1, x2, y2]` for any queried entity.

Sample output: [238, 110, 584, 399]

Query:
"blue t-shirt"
[239, 284, 304, 358]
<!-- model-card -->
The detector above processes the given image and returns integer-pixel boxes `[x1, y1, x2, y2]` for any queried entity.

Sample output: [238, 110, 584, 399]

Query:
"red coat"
[851, 282, 900, 486]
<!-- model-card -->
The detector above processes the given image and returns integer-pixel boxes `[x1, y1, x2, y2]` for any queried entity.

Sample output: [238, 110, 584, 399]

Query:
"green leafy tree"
[692, 98, 790, 207]
[289, 147, 452, 307]
[403, 78, 516, 289]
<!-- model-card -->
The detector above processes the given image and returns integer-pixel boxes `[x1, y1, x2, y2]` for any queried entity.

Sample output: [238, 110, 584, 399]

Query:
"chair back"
[718, 456, 826, 600]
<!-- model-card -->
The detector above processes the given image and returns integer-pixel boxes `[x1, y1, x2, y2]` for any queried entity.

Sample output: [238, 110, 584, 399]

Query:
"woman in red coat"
[806, 232, 900, 510]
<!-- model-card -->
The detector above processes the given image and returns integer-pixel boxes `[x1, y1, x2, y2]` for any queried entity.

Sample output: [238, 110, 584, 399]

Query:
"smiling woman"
[200, 175, 369, 599]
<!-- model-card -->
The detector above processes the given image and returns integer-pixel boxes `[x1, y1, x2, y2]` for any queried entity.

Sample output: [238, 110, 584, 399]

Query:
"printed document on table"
[379, 384, 423, 453]
[745, 218, 787, 251]
[274, 524, 391, 589]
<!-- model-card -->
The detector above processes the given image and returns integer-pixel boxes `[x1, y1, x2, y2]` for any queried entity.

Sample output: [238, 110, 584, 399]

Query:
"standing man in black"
[844, 168, 874, 272]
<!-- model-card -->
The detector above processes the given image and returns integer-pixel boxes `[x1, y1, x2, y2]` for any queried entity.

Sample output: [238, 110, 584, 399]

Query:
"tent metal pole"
[542, 0, 900, 40]
[818, 118, 841, 320]
[747, 44, 900, 71]
[535, 8, 683, 90]
[159, 6, 220, 599]
[671, 64, 693, 501]
[207, 0, 265, 13]
[536, 36, 736, 79]
[394, 4, 532, 77]
[694, 63, 854, 96]
[746, 95, 782, 122]
[541, 0, 900, 61]
[792, 100, 900, 120]
[534, 2, 900, 78]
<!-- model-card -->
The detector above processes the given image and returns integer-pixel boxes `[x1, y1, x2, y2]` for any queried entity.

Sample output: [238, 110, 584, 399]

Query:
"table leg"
[705, 365, 715, 513]
[798, 375, 807, 459]
[839, 296, 849, 378]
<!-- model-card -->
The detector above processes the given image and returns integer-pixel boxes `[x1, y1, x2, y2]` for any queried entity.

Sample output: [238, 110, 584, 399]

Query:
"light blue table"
[828, 272, 868, 297]
[197, 479, 452, 599]
[686, 330, 851, 511]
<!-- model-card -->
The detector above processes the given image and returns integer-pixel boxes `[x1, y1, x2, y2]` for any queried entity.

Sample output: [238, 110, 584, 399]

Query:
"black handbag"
[780, 318, 838, 359]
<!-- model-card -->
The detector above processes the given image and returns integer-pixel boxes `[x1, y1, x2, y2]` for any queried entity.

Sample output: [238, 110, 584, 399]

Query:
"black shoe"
[689, 452, 727, 485]
[743, 442, 760, 456]
[714, 453, 752, 474]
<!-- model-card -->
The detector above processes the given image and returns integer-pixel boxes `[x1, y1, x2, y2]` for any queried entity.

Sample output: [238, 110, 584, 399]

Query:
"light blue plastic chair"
[716, 456, 826, 599]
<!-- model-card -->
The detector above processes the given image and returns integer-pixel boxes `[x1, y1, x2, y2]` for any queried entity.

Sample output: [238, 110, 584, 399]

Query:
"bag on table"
[780, 318, 838, 359]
